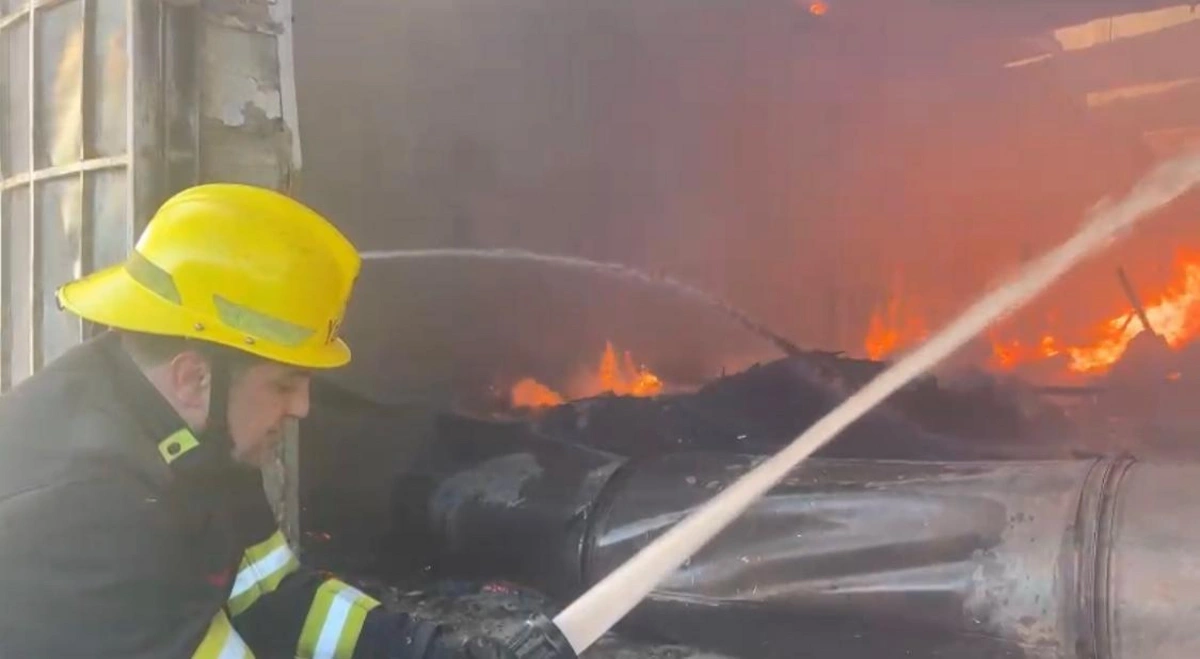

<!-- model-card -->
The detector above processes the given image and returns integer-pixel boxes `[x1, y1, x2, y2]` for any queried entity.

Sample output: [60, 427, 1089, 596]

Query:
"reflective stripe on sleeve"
[297, 579, 381, 659]
[227, 529, 301, 616]
[192, 610, 255, 659]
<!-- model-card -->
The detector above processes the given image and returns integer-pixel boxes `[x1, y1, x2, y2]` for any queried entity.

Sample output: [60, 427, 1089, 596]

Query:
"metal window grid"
[0, 0, 136, 389]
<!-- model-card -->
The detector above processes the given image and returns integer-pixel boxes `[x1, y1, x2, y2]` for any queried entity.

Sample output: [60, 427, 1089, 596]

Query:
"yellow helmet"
[57, 183, 361, 369]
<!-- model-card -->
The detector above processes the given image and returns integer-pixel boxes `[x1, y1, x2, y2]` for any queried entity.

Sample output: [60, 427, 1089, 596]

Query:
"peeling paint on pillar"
[201, 26, 282, 126]
[198, 0, 298, 190]
[204, 0, 284, 33]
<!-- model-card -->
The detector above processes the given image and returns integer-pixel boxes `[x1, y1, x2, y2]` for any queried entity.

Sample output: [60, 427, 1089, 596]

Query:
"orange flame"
[988, 253, 1200, 375]
[864, 296, 928, 360]
[1063, 259, 1200, 372]
[593, 341, 664, 397]
[510, 378, 565, 408]
[988, 336, 1024, 371]
[988, 334, 1061, 371]
[509, 341, 663, 408]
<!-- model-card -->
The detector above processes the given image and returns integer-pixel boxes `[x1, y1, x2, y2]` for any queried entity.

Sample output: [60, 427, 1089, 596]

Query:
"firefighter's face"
[224, 361, 312, 467]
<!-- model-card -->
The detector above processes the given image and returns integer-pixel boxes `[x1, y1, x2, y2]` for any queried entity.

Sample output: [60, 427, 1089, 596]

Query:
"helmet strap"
[195, 345, 237, 466]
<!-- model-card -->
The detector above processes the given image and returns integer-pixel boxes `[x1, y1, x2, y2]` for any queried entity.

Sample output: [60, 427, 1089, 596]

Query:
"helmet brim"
[57, 264, 352, 370]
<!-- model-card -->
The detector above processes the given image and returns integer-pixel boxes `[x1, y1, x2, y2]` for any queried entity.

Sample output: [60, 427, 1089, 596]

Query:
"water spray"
[492, 148, 1200, 658]
[359, 247, 806, 358]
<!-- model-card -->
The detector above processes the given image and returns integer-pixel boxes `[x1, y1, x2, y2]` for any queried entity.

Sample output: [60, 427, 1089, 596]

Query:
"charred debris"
[299, 258, 1200, 657]
[494, 349, 1079, 462]
[297, 339, 1200, 658]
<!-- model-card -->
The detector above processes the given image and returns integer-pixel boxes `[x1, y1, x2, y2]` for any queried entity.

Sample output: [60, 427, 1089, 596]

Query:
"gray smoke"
[291, 0, 1200, 364]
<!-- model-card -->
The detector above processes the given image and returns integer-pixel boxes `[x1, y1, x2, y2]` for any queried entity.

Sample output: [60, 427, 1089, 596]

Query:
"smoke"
[291, 0, 1200, 366]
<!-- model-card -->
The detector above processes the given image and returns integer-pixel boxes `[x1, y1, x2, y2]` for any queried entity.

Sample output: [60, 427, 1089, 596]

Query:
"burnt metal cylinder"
[402, 443, 1200, 659]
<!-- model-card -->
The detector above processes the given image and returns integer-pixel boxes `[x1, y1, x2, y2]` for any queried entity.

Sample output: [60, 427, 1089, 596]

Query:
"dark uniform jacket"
[0, 333, 434, 659]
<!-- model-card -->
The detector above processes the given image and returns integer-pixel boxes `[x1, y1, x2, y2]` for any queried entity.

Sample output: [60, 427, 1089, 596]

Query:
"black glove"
[364, 614, 516, 657]
[355, 611, 445, 659]
[359, 610, 567, 659]
[423, 633, 519, 659]
[457, 636, 521, 659]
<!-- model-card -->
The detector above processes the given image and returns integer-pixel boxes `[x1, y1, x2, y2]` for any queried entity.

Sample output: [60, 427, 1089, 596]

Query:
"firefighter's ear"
[164, 350, 213, 427]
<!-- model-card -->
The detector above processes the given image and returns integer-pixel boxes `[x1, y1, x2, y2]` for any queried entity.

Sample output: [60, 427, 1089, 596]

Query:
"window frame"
[0, 0, 148, 389]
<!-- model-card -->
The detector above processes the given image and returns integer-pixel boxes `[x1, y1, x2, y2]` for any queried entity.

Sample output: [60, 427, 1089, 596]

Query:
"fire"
[510, 378, 565, 408]
[986, 253, 1200, 375]
[864, 296, 928, 360]
[592, 341, 664, 397]
[1062, 259, 1200, 372]
[988, 334, 1061, 371]
[508, 341, 664, 409]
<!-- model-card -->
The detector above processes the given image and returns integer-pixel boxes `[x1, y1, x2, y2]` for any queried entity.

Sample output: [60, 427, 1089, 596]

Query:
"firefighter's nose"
[289, 379, 311, 419]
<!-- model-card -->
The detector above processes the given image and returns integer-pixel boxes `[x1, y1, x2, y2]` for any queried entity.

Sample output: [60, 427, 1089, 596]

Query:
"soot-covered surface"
[346, 578, 731, 659]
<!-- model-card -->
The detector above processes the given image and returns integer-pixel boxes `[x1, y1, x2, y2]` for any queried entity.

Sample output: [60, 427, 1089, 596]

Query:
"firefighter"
[0, 184, 518, 659]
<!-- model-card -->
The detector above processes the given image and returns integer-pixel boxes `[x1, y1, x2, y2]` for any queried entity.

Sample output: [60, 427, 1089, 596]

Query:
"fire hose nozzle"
[506, 614, 578, 659]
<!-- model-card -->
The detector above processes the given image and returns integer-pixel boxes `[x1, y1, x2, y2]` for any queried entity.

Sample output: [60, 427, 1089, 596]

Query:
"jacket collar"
[95, 331, 237, 475]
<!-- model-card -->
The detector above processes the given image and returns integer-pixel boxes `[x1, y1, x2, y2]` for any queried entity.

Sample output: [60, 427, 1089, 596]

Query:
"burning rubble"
[1022, 253, 1200, 375]
[509, 341, 664, 409]
[865, 250, 1200, 381]
[472, 251, 1200, 469]
[299, 252, 1200, 659]
[483, 249, 1200, 465]
[863, 279, 929, 361]
[508, 378, 565, 409]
